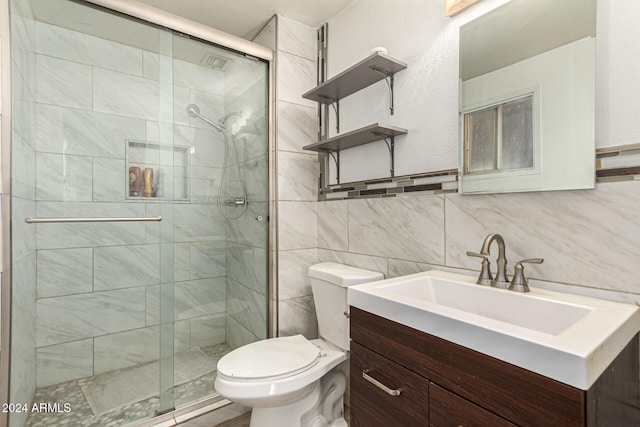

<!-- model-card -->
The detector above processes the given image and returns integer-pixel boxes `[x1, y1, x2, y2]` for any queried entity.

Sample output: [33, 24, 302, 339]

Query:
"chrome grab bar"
[362, 370, 402, 396]
[24, 216, 162, 224]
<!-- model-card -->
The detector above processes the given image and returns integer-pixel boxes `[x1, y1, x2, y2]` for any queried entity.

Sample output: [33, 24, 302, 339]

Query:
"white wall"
[325, 0, 639, 184]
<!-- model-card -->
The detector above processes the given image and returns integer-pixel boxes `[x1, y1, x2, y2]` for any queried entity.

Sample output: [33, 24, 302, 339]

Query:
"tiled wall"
[267, 16, 321, 338]
[27, 20, 230, 388]
[317, 181, 640, 303]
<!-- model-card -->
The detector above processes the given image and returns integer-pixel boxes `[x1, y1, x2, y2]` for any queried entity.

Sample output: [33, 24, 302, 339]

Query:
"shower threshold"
[25, 344, 230, 427]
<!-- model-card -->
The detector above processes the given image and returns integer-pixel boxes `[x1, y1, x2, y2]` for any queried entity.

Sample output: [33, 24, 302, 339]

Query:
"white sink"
[348, 270, 640, 390]
[380, 275, 592, 335]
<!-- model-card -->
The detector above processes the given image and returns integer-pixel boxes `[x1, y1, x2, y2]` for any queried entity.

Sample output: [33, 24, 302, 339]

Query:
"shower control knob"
[255, 215, 264, 221]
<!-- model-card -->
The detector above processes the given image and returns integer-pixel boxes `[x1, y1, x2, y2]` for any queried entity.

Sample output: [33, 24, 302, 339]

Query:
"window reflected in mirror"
[464, 95, 533, 175]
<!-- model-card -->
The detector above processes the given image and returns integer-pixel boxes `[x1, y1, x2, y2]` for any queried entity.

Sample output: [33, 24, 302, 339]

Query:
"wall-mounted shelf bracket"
[329, 151, 340, 184]
[370, 66, 396, 115]
[330, 100, 340, 134]
[377, 134, 396, 177]
[318, 95, 341, 134]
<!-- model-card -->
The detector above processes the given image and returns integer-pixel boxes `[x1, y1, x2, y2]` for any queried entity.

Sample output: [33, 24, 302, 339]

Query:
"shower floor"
[25, 344, 230, 427]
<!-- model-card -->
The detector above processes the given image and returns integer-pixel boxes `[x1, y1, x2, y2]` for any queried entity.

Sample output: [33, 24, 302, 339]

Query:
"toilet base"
[249, 368, 348, 427]
[250, 381, 320, 427]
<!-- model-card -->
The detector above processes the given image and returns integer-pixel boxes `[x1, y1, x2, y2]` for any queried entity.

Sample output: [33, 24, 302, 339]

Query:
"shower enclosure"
[1, 0, 272, 425]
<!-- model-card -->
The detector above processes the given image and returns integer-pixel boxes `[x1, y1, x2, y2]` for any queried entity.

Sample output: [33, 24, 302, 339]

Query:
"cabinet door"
[429, 383, 516, 427]
[350, 341, 429, 427]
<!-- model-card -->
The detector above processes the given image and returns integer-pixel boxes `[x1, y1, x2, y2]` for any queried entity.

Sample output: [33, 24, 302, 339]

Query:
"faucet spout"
[480, 233, 509, 287]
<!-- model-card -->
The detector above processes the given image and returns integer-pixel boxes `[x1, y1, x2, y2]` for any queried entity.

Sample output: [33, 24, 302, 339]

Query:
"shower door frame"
[0, 0, 276, 425]
[0, 0, 12, 425]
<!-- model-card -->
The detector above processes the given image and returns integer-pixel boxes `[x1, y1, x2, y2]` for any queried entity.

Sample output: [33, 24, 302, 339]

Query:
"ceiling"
[135, 0, 356, 39]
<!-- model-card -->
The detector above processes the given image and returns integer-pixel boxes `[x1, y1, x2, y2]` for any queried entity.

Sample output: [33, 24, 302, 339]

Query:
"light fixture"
[445, 0, 481, 17]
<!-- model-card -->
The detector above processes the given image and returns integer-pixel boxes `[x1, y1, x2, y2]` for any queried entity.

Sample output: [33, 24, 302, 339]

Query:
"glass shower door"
[8, 1, 177, 424]
[7, 0, 270, 425]
[169, 33, 270, 410]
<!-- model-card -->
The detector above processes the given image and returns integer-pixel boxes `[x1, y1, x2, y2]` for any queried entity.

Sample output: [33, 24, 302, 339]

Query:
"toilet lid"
[217, 335, 321, 380]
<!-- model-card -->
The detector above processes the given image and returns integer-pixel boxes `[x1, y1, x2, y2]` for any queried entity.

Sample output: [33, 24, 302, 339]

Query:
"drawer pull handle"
[362, 370, 402, 396]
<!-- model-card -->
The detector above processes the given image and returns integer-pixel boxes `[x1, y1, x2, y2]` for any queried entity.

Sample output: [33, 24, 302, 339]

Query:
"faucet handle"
[509, 258, 544, 292]
[466, 251, 493, 286]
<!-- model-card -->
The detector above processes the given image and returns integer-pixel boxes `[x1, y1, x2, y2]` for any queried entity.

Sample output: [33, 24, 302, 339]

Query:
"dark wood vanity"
[350, 307, 640, 427]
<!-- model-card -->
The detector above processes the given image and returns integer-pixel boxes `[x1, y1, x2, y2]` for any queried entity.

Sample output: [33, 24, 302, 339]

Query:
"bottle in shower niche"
[153, 168, 161, 198]
[144, 167, 155, 197]
[129, 166, 142, 197]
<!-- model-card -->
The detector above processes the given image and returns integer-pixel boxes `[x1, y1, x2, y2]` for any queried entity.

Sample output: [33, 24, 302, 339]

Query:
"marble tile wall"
[273, 16, 320, 338]
[317, 181, 640, 303]
[27, 21, 231, 388]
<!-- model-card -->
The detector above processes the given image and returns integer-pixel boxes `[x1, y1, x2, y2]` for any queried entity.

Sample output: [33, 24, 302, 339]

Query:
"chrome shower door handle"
[362, 370, 402, 396]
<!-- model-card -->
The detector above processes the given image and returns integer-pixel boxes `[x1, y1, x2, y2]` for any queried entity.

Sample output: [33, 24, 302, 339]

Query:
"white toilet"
[215, 262, 384, 427]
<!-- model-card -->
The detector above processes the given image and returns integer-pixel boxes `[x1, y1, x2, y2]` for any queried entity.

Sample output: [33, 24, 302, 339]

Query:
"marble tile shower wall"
[10, 0, 37, 425]
[273, 16, 321, 338]
[31, 22, 229, 388]
[317, 181, 640, 303]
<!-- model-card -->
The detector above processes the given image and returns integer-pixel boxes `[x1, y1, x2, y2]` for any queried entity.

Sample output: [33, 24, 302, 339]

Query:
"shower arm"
[187, 106, 225, 132]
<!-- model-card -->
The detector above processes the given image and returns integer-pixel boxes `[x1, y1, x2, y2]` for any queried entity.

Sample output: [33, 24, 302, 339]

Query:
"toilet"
[215, 262, 384, 427]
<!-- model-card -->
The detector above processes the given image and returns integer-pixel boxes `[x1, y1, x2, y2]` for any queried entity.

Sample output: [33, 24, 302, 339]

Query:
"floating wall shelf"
[303, 123, 408, 183]
[302, 52, 407, 105]
[302, 123, 407, 152]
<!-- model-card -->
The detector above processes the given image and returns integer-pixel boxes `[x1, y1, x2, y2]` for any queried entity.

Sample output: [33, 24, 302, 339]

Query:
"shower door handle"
[24, 216, 163, 224]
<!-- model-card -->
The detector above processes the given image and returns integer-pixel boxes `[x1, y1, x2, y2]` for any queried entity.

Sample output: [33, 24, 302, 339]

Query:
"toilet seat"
[217, 335, 321, 381]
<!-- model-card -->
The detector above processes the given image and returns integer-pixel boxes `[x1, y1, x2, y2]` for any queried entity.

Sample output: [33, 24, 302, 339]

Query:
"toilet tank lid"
[308, 262, 384, 287]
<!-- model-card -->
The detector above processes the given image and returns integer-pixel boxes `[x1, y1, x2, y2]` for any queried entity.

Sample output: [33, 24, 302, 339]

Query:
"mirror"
[458, 0, 596, 194]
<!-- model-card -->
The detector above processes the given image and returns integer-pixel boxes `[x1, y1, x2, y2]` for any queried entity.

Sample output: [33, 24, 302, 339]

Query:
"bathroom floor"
[25, 344, 230, 427]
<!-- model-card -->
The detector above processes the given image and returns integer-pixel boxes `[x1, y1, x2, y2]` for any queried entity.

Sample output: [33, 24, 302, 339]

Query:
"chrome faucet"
[467, 233, 509, 289]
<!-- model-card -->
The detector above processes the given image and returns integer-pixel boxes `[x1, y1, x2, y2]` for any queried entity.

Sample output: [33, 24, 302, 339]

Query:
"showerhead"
[218, 111, 241, 127]
[186, 104, 242, 133]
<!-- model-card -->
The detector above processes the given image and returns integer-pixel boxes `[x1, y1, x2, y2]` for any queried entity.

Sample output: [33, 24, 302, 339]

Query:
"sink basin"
[348, 270, 640, 390]
[379, 275, 591, 335]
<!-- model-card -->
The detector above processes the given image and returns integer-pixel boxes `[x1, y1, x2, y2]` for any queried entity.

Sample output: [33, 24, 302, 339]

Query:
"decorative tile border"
[596, 144, 640, 182]
[318, 144, 640, 201]
[319, 169, 459, 201]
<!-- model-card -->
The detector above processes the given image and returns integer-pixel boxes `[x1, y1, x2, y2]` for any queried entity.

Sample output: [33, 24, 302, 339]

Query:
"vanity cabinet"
[350, 306, 640, 427]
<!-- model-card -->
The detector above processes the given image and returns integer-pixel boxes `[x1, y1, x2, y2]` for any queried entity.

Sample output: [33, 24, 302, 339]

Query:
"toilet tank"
[309, 262, 384, 351]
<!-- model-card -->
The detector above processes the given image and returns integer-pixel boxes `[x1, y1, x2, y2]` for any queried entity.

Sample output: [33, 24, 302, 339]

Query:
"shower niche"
[125, 139, 190, 201]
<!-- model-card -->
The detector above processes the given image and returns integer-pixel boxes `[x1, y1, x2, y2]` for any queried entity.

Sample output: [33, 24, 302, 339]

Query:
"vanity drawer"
[429, 382, 515, 427]
[350, 341, 429, 427]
